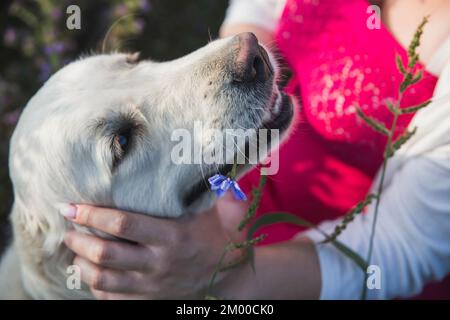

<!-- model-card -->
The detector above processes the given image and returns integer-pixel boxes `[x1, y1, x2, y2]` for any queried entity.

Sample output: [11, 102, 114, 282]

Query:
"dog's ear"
[126, 52, 141, 64]
[10, 201, 66, 255]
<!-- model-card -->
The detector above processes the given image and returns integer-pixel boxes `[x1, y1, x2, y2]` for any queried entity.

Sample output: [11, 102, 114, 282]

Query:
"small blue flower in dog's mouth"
[208, 174, 247, 201]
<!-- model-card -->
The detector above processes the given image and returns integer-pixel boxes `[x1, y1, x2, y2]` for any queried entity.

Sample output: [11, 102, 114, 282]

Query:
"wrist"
[208, 249, 255, 299]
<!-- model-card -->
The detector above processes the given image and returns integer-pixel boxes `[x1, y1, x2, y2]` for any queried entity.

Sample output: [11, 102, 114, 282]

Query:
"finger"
[73, 256, 144, 294]
[59, 204, 177, 244]
[216, 191, 249, 234]
[90, 288, 145, 300]
[64, 231, 152, 271]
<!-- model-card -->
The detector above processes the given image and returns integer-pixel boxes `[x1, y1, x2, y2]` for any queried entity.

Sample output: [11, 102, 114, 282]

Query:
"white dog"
[0, 33, 293, 299]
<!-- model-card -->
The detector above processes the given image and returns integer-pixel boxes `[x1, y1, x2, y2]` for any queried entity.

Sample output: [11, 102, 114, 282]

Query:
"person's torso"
[239, 0, 449, 299]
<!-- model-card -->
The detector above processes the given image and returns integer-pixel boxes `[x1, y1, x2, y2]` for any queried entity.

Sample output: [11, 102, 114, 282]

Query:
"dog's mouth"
[183, 92, 294, 209]
[261, 90, 293, 133]
[183, 48, 294, 208]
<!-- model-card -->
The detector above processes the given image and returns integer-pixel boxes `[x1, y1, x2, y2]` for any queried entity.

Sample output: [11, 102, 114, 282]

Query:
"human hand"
[61, 193, 248, 299]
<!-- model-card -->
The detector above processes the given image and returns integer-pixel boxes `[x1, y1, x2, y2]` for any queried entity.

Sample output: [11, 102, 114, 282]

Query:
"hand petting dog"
[62, 193, 248, 299]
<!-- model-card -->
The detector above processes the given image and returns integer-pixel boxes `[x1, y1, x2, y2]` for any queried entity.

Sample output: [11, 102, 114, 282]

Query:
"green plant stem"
[206, 162, 266, 299]
[361, 95, 401, 300]
[205, 249, 228, 298]
[228, 161, 238, 179]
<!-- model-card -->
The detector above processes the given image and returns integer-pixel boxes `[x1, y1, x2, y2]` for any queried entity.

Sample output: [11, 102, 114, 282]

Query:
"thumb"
[215, 192, 249, 235]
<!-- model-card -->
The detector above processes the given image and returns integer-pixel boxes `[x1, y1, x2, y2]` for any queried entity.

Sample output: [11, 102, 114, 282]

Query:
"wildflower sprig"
[357, 16, 430, 299]
[208, 173, 247, 201]
[206, 161, 368, 298]
[238, 174, 267, 231]
[322, 194, 377, 244]
[205, 17, 430, 300]
[205, 161, 268, 298]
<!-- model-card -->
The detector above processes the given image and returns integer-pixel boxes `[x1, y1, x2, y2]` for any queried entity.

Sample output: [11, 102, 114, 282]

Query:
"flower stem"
[361, 94, 402, 299]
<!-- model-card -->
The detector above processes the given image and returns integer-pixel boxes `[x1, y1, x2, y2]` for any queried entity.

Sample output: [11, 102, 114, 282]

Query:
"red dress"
[239, 0, 449, 298]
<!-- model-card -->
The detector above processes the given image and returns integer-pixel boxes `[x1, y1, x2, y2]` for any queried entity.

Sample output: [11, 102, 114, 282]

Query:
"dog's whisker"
[102, 14, 138, 53]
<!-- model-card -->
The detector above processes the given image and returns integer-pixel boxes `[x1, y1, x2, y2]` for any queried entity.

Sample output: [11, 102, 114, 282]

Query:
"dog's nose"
[232, 32, 273, 83]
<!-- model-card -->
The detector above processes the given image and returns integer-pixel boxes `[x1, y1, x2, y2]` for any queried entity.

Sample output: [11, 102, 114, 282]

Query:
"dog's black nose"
[232, 32, 273, 83]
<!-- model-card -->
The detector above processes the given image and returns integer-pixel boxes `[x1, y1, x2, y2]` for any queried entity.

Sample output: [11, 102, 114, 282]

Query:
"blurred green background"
[0, 0, 228, 251]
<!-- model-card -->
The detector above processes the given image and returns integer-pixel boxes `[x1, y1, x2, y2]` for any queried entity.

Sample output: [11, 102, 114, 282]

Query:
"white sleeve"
[222, 0, 287, 32]
[303, 146, 450, 299]
[302, 50, 450, 300]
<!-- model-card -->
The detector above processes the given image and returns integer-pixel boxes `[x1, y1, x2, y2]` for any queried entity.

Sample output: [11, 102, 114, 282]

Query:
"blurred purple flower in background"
[2, 109, 21, 126]
[38, 62, 51, 82]
[3, 27, 17, 46]
[135, 18, 146, 32]
[44, 42, 66, 56]
[51, 8, 62, 20]
[139, 0, 152, 13]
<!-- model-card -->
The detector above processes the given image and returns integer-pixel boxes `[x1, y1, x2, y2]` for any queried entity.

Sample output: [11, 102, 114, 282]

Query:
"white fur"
[0, 36, 291, 299]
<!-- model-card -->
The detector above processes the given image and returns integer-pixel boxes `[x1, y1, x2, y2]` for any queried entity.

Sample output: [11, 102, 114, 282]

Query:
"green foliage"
[357, 16, 430, 299]
[400, 100, 432, 114]
[356, 108, 390, 135]
[206, 16, 432, 301]
[386, 127, 418, 158]
[238, 174, 267, 231]
[205, 167, 268, 298]
[322, 194, 377, 244]
[247, 212, 368, 271]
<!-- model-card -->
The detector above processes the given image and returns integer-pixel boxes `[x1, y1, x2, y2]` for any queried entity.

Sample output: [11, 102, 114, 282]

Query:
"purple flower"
[38, 62, 51, 82]
[44, 42, 66, 56]
[52, 8, 62, 20]
[4, 28, 17, 46]
[208, 174, 247, 201]
[2, 109, 21, 126]
[138, 0, 152, 13]
[134, 18, 146, 33]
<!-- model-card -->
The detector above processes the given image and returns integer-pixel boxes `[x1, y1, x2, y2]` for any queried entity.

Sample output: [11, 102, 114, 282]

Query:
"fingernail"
[58, 204, 77, 219]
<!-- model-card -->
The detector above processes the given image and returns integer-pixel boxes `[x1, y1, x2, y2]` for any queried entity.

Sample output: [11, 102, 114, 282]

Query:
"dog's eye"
[113, 132, 130, 153]
[117, 134, 128, 148]
[111, 129, 132, 166]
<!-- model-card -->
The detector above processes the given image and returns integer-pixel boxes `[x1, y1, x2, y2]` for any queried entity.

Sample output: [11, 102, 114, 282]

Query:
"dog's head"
[9, 33, 293, 244]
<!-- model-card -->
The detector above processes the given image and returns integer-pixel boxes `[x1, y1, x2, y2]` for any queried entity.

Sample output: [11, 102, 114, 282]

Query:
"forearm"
[214, 237, 321, 299]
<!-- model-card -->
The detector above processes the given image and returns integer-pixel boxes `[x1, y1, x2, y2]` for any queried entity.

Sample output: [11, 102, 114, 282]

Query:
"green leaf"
[238, 174, 267, 231]
[329, 240, 368, 271]
[322, 194, 377, 244]
[227, 161, 238, 179]
[400, 73, 412, 93]
[356, 108, 389, 135]
[409, 70, 423, 86]
[407, 54, 419, 69]
[407, 16, 428, 62]
[386, 100, 399, 115]
[391, 127, 417, 152]
[400, 100, 431, 114]
[226, 234, 267, 252]
[246, 212, 367, 272]
[218, 250, 251, 272]
[395, 54, 406, 74]
[247, 213, 317, 238]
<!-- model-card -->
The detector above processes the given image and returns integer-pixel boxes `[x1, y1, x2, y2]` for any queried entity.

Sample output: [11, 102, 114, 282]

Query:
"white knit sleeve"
[303, 139, 450, 299]
[301, 113, 450, 299]
[222, 0, 287, 32]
